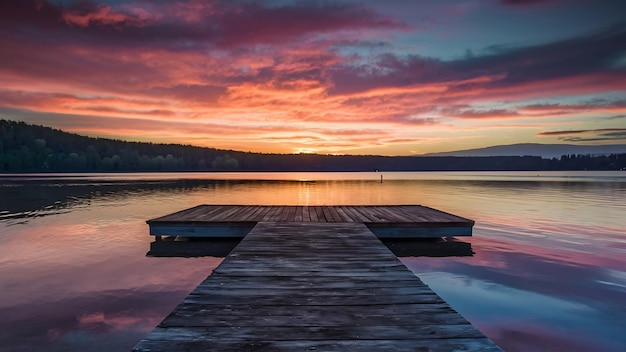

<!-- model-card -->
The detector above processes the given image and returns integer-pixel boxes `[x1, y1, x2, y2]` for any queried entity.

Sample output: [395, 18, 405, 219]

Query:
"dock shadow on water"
[147, 236, 473, 258]
[147, 237, 242, 257]
[382, 237, 473, 257]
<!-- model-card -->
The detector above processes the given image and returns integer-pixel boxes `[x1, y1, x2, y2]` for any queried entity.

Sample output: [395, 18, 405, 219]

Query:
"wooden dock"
[148, 205, 475, 239]
[134, 206, 502, 351]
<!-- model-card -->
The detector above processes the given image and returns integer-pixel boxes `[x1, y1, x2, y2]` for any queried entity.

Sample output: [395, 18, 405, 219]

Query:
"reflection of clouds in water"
[599, 269, 626, 291]
[401, 236, 626, 351]
[76, 311, 155, 333]
[0, 194, 221, 352]
[475, 221, 625, 264]
[403, 239, 626, 310]
[2, 287, 201, 351]
[414, 272, 623, 352]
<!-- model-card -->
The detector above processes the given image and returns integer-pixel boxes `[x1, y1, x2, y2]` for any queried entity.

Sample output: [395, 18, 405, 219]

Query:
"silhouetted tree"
[1, 119, 625, 172]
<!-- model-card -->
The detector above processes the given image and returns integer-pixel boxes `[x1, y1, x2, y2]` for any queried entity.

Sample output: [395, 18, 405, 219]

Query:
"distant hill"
[420, 143, 626, 159]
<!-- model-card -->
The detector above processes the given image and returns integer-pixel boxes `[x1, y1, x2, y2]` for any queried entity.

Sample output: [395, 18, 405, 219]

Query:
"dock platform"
[134, 205, 502, 351]
[148, 205, 475, 239]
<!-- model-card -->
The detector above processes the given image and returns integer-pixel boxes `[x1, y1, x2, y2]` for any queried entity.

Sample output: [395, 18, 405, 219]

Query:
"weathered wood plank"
[182, 293, 444, 306]
[194, 276, 426, 288]
[279, 206, 290, 221]
[210, 205, 239, 221]
[134, 337, 503, 352]
[333, 206, 353, 222]
[138, 324, 486, 341]
[189, 286, 436, 296]
[314, 206, 326, 221]
[302, 205, 311, 222]
[340, 205, 367, 222]
[267, 206, 283, 221]
[308, 205, 319, 222]
[351, 206, 381, 222]
[148, 204, 204, 222]
[163, 302, 458, 316]
[160, 311, 470, 327]
[251, 205, 268, 220]
[294, 206, 303, 222]
[233, 205, 259, 220]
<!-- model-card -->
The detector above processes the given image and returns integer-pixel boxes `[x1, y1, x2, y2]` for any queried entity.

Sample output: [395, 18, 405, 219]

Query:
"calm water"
[1, 171, 625, 351]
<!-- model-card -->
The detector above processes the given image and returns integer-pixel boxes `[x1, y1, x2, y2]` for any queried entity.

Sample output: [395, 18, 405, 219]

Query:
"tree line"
[1, 119, 625, 172]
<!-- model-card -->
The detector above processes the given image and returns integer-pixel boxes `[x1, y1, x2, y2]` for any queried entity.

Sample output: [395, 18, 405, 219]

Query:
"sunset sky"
[1, 0, 625, 155]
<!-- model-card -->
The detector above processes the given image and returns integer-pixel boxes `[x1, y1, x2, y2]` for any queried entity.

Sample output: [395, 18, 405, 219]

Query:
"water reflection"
[0, 178, 226, 224]
[148, 237, 242, 257]
[401, 233, 626, 352]
[382, 238, 473, 257]
[147, 237, 474, 259]
[1, 172, 625, 351]
[418, 272, 611, 352]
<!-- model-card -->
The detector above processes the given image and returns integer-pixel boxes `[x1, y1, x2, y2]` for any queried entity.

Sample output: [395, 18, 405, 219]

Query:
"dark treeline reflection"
[0, 178, 231, 222]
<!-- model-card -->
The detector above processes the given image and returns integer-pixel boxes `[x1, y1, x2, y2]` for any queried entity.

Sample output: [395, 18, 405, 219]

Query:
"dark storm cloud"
[329, 22, 626, 95]
[0, 0, 406, 49]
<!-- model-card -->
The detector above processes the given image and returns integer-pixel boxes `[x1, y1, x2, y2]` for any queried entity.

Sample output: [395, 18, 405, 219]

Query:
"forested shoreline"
[1, 120, 625, 172]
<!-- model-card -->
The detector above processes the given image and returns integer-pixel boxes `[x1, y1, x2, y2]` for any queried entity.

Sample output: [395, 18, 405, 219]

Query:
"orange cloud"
[62, 4, 159, 28]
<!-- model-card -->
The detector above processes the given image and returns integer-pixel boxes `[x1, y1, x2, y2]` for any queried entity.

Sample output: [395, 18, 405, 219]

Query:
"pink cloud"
[62, 4, 159, 28]
[211, 1, 407, 48]
[77, 311, 150, 332]
[167, 0, 218, 23]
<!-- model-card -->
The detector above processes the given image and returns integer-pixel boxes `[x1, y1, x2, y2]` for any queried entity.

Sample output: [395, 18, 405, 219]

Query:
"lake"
[1, 171, 625, 351]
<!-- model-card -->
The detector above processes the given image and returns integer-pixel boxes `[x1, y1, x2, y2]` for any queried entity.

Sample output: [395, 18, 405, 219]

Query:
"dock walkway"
[133, 220, 502, 351]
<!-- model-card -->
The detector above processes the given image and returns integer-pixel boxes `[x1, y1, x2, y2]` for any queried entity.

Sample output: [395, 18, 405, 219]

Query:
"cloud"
[330, 22, 626, 99]
[62, 3, 159, 28]
[537, 128, 626, 142]
[447, 109, 520, 119]
[0, 0, 406, 49]
[148, 85, 227, 104]
[519, 100, 626, 115]
[500, 0, 554, 5]
[205, 1, 408, 48]
[559, 133, 626, 142]
[537, 128, 626, 136]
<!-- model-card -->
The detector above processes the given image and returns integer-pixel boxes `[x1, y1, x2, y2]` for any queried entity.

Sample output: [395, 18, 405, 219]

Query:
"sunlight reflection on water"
[0, 171, 625, 351]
